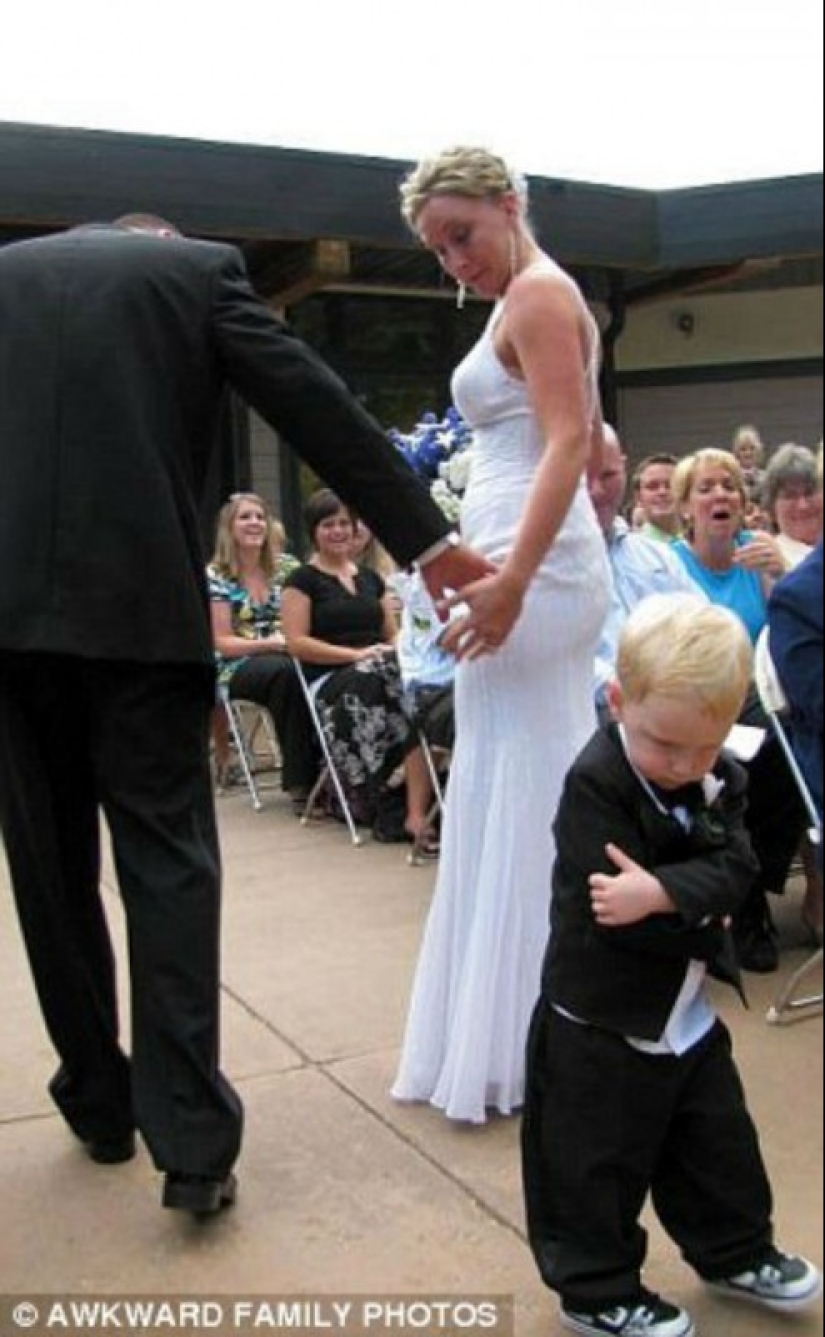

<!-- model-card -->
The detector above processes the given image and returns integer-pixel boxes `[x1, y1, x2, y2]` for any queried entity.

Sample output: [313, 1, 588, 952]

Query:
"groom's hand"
[421, 544, 496, 607]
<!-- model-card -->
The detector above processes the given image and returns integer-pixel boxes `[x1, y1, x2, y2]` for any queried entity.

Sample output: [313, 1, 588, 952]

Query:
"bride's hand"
[441, 571, 527, 661]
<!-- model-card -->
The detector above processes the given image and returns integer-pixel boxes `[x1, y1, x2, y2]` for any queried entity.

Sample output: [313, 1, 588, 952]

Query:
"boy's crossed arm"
[589, 844, 676, 927]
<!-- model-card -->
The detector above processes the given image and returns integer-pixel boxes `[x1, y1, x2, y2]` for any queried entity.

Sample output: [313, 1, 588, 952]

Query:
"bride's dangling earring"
[457, 282, 467, 310]
[509, 231, 520, 282]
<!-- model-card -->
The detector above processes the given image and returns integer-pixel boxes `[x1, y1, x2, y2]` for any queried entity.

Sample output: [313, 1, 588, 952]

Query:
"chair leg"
[419, 733, 447, 814]
[301, 770, 330, 824]
[223, 699, 264, 812]
[300, 769, 362, 846]
[767, 947, 823, 1024]
[291, 663, 363, 847]
[321, 759, 364, 848]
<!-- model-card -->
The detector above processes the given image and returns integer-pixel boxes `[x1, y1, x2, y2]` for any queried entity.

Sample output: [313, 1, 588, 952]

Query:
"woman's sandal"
[407, 826, 441, 865]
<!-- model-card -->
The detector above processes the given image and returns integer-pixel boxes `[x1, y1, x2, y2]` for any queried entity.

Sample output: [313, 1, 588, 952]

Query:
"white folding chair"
[291, 659, 363, 847]
[407, 726, 451, 867]
[216, 685, 280, 813]
[419, 728, 449, 814]
[754, 629, 823, 1024]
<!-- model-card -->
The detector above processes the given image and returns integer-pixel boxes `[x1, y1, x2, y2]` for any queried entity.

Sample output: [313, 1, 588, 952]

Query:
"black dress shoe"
[737, 930, 780, 974]
[85, 1133, 137, 1165]
[734, 896, 780, 974]
[162, 1172, 238, 1216]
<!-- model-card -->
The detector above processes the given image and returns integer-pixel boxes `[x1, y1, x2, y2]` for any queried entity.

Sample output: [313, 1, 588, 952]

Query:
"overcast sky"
[1, 0, 822, 188]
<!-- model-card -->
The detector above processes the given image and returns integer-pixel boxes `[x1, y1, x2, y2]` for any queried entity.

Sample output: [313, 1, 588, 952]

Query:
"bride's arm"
[501, 269, 597, 590]
[444, 270, 598, 659]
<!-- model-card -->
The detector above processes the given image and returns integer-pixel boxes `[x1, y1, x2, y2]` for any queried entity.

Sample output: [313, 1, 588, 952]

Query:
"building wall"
[249, 410, 283, 514]
[615, 285, 823, 462]
[618, 373, 823, 463]
[618, 287, 823, 371]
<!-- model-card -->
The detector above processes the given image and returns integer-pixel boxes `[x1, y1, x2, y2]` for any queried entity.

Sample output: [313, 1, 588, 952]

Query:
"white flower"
[440, 450, 474, 494]
[430, 480, 463, 524]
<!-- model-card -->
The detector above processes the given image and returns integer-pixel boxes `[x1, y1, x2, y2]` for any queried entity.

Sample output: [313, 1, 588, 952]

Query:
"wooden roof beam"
[252, 239, 352, 307]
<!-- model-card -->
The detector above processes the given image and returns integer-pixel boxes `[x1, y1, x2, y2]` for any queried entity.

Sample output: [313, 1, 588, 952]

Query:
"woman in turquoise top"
[672, 449, 787, 643]
[672, 449, 806, 975]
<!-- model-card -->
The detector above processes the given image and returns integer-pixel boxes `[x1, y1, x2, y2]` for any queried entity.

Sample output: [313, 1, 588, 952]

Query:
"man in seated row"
[631, 452, 682, 544]
[589, 428, 702, 718]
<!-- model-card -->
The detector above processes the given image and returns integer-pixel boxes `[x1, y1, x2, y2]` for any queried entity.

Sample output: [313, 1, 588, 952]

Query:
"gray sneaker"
[709, 1248, 822, 1312]
[562, 1292, 696, 1337]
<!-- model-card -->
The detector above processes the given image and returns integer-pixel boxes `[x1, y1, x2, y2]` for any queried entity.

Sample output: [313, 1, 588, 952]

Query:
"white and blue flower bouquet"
[389, 407, 474, 524]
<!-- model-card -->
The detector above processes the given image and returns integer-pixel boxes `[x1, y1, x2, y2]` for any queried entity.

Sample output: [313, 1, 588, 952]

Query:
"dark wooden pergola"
[1, 121, 821, 303]
[1, 121, 821, 539]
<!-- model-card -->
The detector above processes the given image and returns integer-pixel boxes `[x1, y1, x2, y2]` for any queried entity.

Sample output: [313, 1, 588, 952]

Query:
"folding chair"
[407, 727, 451, 867]
[754, 629, 823, 1024]
[215, 684, 280, 813]
[419, 728, 449, 814]
[291, 658, 363, 847]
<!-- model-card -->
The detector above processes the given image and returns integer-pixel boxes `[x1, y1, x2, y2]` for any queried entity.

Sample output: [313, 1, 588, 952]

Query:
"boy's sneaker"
[562, 1291, 696, 1337]
[708, 1247, 822, 1312]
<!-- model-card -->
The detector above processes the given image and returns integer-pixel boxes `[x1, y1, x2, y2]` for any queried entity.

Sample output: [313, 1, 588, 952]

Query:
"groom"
[0, 215, 490, 1216]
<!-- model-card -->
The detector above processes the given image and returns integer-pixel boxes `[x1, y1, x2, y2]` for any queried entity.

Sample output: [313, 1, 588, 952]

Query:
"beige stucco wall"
[248, 410, 283, 515]
[617, 286, 823, 372]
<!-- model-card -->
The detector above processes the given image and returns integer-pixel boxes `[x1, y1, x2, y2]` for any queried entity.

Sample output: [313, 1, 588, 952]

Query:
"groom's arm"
[212, 248, 451, 568]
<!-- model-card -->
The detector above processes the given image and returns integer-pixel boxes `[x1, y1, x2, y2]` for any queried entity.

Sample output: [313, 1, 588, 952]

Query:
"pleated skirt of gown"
[393, 554, 608, 1123]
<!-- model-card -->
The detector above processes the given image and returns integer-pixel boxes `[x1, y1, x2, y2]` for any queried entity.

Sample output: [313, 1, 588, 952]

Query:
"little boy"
[522, 595, 821, 1337]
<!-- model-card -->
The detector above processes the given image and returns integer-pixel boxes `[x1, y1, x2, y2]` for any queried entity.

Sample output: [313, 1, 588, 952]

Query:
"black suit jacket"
[0, 226, 448, 664]
[542, 725, 758, 1040]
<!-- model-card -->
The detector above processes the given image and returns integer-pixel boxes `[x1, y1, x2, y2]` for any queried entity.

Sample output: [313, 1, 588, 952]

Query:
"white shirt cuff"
[416, 535, 459, 568]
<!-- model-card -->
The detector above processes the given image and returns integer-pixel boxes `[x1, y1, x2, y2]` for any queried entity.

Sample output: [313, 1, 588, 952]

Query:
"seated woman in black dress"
[209, 492, 317, 803]
[282, 490, 429, 839]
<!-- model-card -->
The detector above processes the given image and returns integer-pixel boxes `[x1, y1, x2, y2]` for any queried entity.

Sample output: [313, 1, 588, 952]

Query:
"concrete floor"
[0, 778, 822, 1336]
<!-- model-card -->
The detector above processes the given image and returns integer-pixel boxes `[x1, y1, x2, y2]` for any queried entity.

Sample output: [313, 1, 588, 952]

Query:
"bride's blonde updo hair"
[400, 147, 529, 230]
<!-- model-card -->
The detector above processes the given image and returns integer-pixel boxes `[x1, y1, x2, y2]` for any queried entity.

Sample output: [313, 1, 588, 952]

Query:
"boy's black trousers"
[521, 1003, 775, 1310]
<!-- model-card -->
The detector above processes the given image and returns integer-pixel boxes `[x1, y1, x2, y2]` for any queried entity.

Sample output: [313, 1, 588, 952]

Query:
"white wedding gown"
[393, 302, 612, 1123]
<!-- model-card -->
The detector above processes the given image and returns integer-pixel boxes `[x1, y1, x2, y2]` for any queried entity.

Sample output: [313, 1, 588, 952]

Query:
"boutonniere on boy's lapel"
[701, 775, 726, 807]
[693, 775, 728, 848]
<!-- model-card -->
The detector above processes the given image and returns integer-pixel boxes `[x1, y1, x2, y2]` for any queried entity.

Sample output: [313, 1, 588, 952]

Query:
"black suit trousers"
[0, 652, 243, 1177]
[522, 1003, 774, 1309]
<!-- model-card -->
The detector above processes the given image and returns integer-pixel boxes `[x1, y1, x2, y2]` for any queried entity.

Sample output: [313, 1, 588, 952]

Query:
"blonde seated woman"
[209, 493, 317, 804]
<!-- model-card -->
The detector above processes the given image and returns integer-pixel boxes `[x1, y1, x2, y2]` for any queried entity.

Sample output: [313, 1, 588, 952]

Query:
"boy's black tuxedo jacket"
[0, 226, 448, 665]
[542, 724, 759, 1041]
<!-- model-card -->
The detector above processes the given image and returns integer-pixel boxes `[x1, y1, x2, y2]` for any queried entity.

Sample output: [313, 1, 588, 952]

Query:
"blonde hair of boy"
[617, 595, 753, 726]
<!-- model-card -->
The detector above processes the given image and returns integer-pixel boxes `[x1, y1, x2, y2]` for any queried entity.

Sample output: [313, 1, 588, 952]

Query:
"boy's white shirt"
[618, 727, 717, 1057]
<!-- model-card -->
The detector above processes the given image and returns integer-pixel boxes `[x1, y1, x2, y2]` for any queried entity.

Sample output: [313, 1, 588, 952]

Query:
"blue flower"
[389, 407, 475, 488]
[389, 407, 475, 522]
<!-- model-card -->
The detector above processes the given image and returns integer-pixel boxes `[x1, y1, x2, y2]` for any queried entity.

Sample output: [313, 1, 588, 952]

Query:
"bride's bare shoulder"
[507, 260, 585, 329]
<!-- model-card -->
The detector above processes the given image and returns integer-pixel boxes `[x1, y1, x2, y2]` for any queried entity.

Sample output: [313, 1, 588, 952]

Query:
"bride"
[392, 147, 612, 1123]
